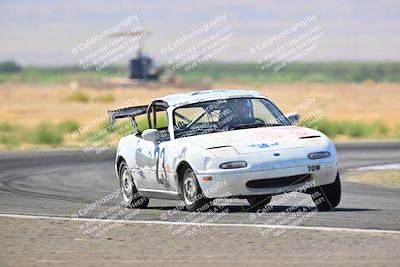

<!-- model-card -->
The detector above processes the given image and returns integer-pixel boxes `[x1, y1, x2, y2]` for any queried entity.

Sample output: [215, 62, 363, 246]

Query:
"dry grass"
[0, 82, 399, 128]
[347, 170, 400, 187]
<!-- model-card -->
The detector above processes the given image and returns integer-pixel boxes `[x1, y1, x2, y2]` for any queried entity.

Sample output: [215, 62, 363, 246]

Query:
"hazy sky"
[0, 0, 399, 65]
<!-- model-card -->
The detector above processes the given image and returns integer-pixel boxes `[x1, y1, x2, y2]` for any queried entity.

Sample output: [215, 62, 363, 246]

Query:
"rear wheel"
[119, 161, 149, 209]
[182, 166, 212, 212]
[247, 195, 273, 210]
[309, 172, 341, 211]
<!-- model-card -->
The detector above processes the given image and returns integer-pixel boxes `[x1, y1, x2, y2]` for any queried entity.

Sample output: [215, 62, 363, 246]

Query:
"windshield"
[173, 97, 290, 138]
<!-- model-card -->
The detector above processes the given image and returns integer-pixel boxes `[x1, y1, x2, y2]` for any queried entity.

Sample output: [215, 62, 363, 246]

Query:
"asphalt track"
[0, 141, 399, 231]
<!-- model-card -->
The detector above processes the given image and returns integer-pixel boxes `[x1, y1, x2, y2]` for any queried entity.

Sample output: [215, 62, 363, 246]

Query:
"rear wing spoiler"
[108, 105, 148, 127]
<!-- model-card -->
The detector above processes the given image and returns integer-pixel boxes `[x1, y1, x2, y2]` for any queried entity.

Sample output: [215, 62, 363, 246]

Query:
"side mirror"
[142, 129, 160, 143]
[286, 112, 300, 125]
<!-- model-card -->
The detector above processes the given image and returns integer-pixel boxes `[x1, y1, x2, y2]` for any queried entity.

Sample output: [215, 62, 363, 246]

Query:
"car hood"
[180, 126, 328, 154]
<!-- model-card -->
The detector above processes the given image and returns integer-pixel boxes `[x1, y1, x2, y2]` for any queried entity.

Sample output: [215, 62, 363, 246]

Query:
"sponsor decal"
[250, 142, 279, 149]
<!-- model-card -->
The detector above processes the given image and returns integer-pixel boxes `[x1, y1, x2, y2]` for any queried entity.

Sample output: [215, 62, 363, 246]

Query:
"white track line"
[1, 213, 399, 235]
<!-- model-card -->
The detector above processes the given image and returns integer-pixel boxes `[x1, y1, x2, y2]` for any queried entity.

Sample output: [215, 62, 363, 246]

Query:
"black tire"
[309, 172, 341, 211]
[118, 161, 149, 209]
[247, 195, 272, 210]
[181, 166, 212, 212]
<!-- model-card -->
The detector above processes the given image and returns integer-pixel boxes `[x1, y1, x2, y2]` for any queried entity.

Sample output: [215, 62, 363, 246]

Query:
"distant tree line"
[175, 62, 400, 83]
[1, 61, 399, 83]
[0, 61, 22, 73]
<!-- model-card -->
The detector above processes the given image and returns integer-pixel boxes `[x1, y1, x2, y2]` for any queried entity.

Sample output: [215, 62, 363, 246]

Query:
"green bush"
[316, 119, 341, 137]
[343, 121, 373, 137]
[0, 122, 16, 132]
[99, 120, 116, 133]
[374, 122, 389, 135]
[0, 61, 22, 73]
[65, 91, 89, 103]
[30, 123, 63, 145]
[393, 124, 400, 139]
[58, 120, 80, 133]
[0, 122, 25, 147]
[300, 119, 340, 137]
[93, 94, 115, 103]
[0, 133, 21, 146]
[300, 119, 390, 138]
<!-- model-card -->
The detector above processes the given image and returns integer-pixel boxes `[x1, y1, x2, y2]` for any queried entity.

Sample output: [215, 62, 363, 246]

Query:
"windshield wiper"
[265, 123, 283, 127]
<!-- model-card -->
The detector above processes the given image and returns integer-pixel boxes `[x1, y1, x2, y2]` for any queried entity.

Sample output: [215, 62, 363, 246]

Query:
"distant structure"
[110, 30, 165, 82]
[129, 50, 164, 81]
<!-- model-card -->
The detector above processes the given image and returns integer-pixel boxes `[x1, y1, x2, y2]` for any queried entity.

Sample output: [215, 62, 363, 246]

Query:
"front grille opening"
[246, 174, 312, 189]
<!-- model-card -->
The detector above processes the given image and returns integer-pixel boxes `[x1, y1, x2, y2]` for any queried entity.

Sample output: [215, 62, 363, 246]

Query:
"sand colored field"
[347, 170, 400, 187]
[0, 82, 399, 128]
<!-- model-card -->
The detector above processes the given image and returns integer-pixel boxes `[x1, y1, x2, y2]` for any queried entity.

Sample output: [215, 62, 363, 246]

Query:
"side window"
[149, 108, 168, 129]
[149, 104, 170, 141]
[156, 111, 168, 129]
[135, 113, 150, 132]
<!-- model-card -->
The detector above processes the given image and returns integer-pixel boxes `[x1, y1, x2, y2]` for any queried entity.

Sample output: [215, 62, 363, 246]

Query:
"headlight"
[220, 161, 247, 169]
[308, 151, 331, 159]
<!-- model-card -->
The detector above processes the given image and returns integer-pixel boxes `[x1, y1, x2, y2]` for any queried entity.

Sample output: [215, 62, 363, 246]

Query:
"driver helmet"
[230, 98, 252, 119]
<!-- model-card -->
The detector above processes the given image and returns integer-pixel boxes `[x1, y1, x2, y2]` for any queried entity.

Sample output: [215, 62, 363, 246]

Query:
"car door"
[154, 141, 174, 191]
[134, 137, 157, 189]
[135, 101, 175, 192]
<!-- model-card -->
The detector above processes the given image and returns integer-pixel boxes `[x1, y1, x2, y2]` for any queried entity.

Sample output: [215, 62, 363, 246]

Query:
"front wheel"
[182, 166, 212, 212]
[309, 172, 341, 211]
[119, 161, 149, 209]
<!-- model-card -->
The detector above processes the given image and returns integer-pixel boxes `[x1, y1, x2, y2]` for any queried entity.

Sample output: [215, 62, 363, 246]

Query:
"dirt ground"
[0, 216, 399, 266]
[1, 82, 399, 127]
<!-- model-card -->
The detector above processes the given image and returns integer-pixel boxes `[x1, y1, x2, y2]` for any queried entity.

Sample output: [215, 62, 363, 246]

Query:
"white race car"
[109, 90, 341, 211]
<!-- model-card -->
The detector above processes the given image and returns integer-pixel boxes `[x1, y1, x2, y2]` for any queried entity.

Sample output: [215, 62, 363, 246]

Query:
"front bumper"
[196, 160, 337, 198]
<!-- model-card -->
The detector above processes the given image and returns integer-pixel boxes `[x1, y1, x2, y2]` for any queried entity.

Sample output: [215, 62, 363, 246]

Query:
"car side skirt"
[138, 188, 181, 200]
